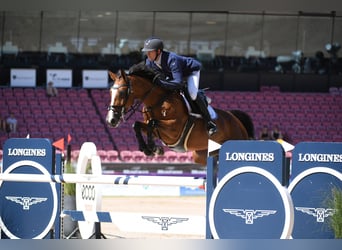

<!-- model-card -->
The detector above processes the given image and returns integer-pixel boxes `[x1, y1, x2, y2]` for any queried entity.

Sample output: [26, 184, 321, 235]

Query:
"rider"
[141, 37, 217, 136]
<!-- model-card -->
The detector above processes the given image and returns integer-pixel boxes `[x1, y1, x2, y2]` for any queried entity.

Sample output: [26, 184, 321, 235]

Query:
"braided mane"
[128, 61, 157, 82]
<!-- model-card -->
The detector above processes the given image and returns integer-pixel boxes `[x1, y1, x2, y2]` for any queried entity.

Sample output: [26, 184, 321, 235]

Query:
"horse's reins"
[108, 76, 158, 122]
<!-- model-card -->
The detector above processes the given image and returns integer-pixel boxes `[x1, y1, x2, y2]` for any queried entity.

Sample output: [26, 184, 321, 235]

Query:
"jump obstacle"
[0, 139, 206, 239]
[0, 172, 205, 187]
[0, 138, 341, 239]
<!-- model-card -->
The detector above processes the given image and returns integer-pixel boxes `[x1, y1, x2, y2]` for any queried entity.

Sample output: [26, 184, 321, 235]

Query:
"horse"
[106, 64, 254, 166]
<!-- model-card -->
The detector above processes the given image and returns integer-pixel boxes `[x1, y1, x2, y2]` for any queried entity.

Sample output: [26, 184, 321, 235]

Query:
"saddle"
[164, 90, 216, 152]
[181, 89, 217, 120]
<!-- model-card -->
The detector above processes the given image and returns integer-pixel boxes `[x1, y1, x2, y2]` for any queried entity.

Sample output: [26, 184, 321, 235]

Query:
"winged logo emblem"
[142, 216, 189, 230]
[295, 207, 335, 222]
[222, 209, 277, 224]
[5, 196, 48, 210]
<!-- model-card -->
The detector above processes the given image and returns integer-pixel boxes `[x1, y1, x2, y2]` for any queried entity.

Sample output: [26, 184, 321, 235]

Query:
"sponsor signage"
[10, 68, 36, 87]
[82, 70, 108, 88]
[218, 140, 286, 183]
[0, 138, 60, 239]
[46, 69, 72, 87]
[207, 141, 293, 239]
[288, 142, 342, 238]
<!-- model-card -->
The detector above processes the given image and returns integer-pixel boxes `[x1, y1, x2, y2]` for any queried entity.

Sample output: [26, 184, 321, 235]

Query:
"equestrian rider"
[141, 37, 217, 136]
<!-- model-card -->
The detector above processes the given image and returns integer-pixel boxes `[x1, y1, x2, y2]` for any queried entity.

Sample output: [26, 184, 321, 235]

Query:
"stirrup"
[207, 121, 217, 136]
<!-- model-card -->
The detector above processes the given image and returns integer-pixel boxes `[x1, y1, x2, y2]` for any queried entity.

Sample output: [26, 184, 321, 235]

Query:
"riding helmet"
[141, 37, 164, 52]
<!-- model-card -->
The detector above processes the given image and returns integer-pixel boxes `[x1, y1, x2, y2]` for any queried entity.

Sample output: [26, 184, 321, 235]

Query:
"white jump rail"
[0, 173, 206, 188]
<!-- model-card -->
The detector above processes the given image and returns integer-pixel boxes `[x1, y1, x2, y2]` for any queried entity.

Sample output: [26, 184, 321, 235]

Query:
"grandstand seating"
[1, 86, 341, 164]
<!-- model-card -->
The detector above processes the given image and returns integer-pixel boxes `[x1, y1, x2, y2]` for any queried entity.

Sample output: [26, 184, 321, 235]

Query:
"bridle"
[107, 75, 157, 122]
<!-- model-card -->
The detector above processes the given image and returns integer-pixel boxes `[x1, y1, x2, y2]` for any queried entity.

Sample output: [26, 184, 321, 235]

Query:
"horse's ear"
[120, 69, 128, 81]
[108, 71, 117, 81]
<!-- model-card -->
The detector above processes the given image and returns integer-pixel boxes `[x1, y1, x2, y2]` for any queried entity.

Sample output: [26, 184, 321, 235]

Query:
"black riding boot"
[195, 96, 217, 136]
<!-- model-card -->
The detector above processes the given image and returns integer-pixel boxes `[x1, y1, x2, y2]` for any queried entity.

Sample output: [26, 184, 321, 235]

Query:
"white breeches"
[187, 70, 200, 100]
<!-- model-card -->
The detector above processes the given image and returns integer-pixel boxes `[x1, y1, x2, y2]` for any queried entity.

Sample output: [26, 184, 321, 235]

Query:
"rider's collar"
[155, 51, 162, 68]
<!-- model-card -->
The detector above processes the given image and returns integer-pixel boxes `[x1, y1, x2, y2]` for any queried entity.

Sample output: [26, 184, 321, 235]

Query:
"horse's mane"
[128, 61, 157, 82]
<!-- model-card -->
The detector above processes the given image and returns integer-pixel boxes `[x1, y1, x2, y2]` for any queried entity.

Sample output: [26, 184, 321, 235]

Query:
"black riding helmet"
[141, 37, 164, 52]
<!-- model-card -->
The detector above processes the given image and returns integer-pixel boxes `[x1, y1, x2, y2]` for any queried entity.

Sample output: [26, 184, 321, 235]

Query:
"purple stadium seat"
[120, 150, 135, 162]
[131, 150, 146, 162]
[97, 150, 109, 162]
[176, 152, 193, 163]
[107, 150, 121, 162]
[164, 150, 178, 163]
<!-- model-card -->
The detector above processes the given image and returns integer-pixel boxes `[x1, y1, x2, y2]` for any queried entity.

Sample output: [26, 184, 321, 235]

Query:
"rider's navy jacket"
[145, 51, 202, 89]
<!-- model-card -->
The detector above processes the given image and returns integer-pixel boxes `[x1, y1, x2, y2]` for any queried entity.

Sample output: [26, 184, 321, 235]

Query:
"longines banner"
[288, 142, 342, 239]
[46, 69, 72, 87]
[207, 141, 293, 239]
[82, 69, 108, 88]
[0, 138, 60, 239]
[10, 68, 36, 87]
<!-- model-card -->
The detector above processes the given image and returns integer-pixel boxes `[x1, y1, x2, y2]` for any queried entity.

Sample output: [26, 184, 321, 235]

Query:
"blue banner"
[0, 138, 61, 239]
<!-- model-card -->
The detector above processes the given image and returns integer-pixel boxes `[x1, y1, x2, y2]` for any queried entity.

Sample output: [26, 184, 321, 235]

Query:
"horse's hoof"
[154, 146, 164, 155]
[143, 149, 153, 156]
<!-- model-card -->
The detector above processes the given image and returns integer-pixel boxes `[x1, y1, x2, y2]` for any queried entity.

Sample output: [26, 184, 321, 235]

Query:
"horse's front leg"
[146, 120, 164, 156]
[132, 121, 153, 156]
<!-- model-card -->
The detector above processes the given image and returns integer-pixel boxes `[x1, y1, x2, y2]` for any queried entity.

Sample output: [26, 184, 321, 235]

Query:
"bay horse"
[106, 64, 254, 166]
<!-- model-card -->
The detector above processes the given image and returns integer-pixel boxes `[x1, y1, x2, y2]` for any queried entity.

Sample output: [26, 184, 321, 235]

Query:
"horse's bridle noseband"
[108, 82, 131, 121]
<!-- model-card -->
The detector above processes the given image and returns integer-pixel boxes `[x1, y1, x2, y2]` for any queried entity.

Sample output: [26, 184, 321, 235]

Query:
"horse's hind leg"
[192, 150, 208, 166]
[133, 121, 153, 156]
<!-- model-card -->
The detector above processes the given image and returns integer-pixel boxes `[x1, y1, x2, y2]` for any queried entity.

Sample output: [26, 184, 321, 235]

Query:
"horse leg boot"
[194, 95, 217, 136]
[133, 121, 153, 156]
[146, 119, 164, 155]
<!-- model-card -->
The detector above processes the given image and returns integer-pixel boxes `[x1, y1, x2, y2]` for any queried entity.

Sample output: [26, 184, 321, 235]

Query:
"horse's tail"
[230, 110, 255, 139]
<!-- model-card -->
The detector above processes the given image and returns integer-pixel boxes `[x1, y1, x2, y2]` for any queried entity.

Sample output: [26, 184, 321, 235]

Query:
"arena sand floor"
[99, 196, 206, 239]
